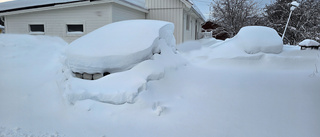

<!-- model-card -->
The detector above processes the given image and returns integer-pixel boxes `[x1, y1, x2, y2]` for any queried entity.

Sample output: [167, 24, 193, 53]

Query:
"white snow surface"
[233, 26, 283, 54]
[64, 20, 180, 105]
[66, 20, 175, 74]
[1, 25, 320, 137]
[299, 39, 320, 46]
[291, 1, 300, 7]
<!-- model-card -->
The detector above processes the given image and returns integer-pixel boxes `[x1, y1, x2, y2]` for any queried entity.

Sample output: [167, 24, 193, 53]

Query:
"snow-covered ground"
[0, 23, 319, 137]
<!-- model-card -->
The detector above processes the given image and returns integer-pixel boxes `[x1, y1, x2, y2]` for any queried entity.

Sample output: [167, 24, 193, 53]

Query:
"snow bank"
[299, 39, 320, 46]
[177, 41, 202, 53]
[63, 20, 186, 105]
[190, 26, 284, 60]
[66, 20, 175, 74]
[1, 33, 320, 137]
[234, 26, 283, 54]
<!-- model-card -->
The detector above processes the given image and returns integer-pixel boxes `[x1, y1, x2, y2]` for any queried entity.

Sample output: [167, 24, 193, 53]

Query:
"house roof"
[181, 0, 205, 21]
[0, 0, 205, 21]
[0, 0, 147, 15]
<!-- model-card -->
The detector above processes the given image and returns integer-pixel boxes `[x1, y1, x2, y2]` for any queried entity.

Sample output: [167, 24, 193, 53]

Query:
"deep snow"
[0, 26, 320, 136]
[64, 20, 181, 105]
[66, 20, 175, 74]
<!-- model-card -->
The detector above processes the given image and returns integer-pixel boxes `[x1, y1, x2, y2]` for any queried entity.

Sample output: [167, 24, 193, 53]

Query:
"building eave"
[181, 0, 205, 22]
[181, 0, 193, 8]
[191, 6, 205, 22]
[0, 0, 148, 16]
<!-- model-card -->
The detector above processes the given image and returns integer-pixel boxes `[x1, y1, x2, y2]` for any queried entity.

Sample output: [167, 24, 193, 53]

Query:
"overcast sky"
[193, 0, 275, 20]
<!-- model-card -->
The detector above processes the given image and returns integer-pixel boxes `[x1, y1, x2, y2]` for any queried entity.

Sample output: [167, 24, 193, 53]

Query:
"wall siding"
[112, 3, 146, 23]
[5, 3, 147, 43]
[6, 4, 113, 43]
[183, 10, 203, 42]
[146, 0, 184, 9]
[147, 9, 183, 44]
[146, 0, 184, 44]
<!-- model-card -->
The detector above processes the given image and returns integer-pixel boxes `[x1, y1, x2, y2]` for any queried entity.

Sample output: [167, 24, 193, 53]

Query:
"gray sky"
[193, 0, 275, 20]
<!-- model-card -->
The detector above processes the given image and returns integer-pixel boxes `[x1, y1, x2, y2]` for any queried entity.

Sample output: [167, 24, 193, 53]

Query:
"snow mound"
[177, 41, 202, 52]
[66, 20, 175, 74]
[62, 20, 186, 105]
[234, 26, 283, 54]
[299, 39, 320, 46]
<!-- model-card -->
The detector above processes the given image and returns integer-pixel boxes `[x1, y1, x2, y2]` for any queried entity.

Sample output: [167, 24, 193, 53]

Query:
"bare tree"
[263, 0, 320, 44]
[210, 0, 260, 36]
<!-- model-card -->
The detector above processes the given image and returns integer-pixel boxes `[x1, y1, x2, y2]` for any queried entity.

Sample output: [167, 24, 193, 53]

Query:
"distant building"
[0, 0, 205, 44]
[201, 21, 230, 40]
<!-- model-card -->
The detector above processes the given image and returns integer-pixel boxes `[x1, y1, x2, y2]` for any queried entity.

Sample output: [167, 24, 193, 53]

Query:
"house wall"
[146, 0, 184, 44]
[5, 4, 113, 43]
[112, 3, 146, 22]
[183, 11, 203, 42]
[4, 3, 146, 43]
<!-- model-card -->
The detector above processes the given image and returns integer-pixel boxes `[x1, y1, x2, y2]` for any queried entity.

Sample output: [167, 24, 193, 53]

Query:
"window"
[29, 24, 44, 33]
[67, 24, 84, 32]
[186, 15, 190, 30]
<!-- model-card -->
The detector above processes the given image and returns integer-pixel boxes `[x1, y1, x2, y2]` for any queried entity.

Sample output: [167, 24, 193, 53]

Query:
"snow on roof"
[299, 39, 320, 46]
[191, 3, 206, 21]
[182, 0, 206, 21]
[0, 0, 146, 13]
[0, 0, 82, 12]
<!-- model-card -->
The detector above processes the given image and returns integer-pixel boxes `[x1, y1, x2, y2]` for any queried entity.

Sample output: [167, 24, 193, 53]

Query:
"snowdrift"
[63, 20, 185, 105]
[0, 33, 319, 137]
[234, 26, 283, 54]
[193, 26, 284, 59]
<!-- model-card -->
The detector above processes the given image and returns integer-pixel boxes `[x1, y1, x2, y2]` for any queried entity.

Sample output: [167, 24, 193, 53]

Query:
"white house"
[0, 0, 205, 44]
[146, 0, 205, 44]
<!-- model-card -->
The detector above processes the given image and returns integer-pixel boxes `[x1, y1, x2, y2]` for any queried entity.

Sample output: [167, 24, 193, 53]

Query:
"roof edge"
[0, 0, 148, 16]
